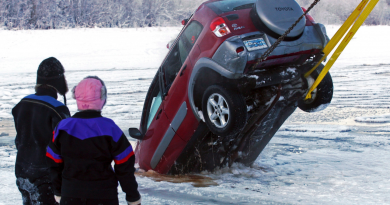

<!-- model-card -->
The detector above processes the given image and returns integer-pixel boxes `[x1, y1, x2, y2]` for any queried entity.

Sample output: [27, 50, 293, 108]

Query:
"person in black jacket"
[46, 76, 141, 205]
[12, 57, 70, 205]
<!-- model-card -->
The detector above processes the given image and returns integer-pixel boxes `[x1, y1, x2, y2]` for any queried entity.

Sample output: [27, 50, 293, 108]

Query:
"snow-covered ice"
[1, 26, 390, 204]
[355, 114, 390, 123]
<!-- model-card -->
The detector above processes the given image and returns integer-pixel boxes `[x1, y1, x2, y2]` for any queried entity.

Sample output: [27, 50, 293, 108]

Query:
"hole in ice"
[135, 170, 218, 187]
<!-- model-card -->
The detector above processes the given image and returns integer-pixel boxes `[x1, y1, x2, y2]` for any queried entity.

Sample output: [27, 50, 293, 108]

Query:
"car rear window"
[179, 21, 203, 64]
[206, 0, 256, 15]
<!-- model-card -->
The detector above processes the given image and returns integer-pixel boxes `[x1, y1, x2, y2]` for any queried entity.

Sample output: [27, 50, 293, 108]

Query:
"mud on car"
[129, 0, 333, 174]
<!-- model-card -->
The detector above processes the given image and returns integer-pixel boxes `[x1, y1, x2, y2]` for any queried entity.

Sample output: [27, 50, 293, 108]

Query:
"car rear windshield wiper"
[233, 3, 254, 11]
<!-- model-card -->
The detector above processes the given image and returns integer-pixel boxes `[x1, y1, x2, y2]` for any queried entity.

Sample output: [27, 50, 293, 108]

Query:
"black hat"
[37, 57, 68, 95]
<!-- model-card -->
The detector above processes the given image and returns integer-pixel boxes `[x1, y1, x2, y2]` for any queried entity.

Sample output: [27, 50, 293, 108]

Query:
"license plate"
[243, 38, 268, 51]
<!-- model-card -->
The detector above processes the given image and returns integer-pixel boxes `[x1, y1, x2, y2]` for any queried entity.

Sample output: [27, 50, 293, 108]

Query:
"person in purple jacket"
[46, 76, 141, 205]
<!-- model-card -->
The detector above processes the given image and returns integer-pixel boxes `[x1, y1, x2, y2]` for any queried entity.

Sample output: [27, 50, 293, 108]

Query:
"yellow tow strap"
[304, 0, 369, 78]
[304, 0, 380, 100]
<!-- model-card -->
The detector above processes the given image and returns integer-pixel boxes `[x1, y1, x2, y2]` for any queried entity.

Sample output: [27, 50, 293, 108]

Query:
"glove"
[127, 198, 141, 205]
[54, 195, 61, 203]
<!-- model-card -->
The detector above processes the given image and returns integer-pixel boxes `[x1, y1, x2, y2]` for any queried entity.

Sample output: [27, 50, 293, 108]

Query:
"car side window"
[140, 73, 163, 132]
[162, 21, 203, 91]
[178, 21, 203, 64]
[162, 43, 182, 91]
[146, 90, 162, 129]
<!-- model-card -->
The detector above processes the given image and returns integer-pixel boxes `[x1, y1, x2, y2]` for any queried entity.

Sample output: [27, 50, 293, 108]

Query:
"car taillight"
[210, 17, 231, 37]
[302, 7, 316, 24]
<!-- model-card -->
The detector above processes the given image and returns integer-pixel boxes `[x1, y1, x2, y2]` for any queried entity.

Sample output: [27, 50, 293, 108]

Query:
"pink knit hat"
[73, 76, 107, 111]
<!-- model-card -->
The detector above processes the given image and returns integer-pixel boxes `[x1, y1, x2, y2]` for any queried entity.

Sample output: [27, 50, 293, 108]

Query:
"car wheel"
[298, 64, 333, 112]
[202, 85, 247, 137]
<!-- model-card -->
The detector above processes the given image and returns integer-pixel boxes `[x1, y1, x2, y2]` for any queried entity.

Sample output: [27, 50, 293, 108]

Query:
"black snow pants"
[60, 197, 119, 205]
[16, 176, 57, 205]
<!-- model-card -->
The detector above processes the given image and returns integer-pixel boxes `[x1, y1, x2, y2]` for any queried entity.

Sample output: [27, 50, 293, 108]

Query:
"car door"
[136, 32, 194, 173]
[136, 21, 204, 173]
[134, 72, 173, 171]
[162, 21, 203, 142]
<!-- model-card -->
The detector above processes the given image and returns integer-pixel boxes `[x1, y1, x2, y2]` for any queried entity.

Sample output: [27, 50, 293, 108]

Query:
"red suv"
[129, 0, 333, 174]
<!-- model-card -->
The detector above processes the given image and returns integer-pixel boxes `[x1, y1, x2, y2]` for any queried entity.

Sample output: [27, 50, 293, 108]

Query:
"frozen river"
[1, 26, 390, 204]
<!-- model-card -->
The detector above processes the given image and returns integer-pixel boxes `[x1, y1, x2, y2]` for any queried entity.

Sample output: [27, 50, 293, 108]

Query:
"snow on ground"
[0, 27, 181, 74]
[1, 26, 390, 204]
[355, 114, 390, 123]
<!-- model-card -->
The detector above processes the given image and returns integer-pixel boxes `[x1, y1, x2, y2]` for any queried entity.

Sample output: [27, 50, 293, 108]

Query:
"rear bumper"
[212, 24, 328, 74]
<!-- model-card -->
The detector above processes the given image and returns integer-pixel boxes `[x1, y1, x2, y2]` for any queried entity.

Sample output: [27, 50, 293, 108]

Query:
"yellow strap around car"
[304, 0, 369, 79]
[304, 0, 380, 100]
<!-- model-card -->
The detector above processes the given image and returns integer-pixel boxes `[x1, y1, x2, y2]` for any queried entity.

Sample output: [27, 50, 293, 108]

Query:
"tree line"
[1, 0, 389, 30]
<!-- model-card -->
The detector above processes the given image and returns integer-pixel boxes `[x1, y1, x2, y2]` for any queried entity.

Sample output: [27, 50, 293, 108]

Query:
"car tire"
[202, 85, 247, 137]
[298, 64, 333, 112]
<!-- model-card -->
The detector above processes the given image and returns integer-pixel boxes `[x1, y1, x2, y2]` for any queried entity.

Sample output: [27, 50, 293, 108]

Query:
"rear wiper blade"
[233, 3, 254, 11]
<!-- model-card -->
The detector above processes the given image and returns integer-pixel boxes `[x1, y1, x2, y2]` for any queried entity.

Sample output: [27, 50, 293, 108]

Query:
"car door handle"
[180, 65, 187, 76]
[156, 109, 163, 120]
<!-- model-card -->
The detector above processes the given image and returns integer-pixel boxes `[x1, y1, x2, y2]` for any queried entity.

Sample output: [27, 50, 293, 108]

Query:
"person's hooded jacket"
[12, 57, 70, 180]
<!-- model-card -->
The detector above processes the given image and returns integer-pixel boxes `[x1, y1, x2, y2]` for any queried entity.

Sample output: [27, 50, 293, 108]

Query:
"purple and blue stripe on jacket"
[46, 147, 63, 163]
[114, 146, 134, 164]
[52, 117, 123, 142]
[24, 94, 65, 107]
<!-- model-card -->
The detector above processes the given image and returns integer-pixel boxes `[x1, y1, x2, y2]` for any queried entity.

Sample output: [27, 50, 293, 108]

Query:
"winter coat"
[12, 87, 70, 180]
[46, 111, 141, 202]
